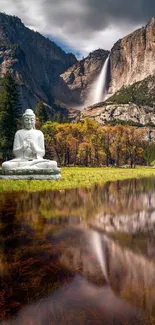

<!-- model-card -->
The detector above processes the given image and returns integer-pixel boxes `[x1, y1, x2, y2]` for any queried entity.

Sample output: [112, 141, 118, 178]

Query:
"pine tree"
[35, 100, 49, 126]
[0, 72, 21, 160]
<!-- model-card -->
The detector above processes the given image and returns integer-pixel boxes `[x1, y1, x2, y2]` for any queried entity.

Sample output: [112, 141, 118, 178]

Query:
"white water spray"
[86, 55, 110, 106]
[91, 230, 108, 282]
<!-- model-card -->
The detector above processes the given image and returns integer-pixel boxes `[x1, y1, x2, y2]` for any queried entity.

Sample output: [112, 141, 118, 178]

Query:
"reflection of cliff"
[91, 208, 155, 234]
[89, 179, 155, 234]
[104, 235, 155, 317]
[2, 275, 144, 325]
[0, 222, 145, 324]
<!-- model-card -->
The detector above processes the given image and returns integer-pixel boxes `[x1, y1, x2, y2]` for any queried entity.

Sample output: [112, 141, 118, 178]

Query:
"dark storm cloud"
[41, 0, 155, 33]
[0, 0, 154, 56]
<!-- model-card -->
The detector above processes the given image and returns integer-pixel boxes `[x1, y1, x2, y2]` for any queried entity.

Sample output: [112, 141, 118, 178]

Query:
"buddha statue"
[2, 109, 60, 172]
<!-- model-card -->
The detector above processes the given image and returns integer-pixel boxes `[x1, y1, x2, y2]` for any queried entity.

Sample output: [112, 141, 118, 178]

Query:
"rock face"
[0, 13, 77, 110]
[61, 49, 109, 105]
[108, 17, 155, 95]
[80, 102, 155, 126]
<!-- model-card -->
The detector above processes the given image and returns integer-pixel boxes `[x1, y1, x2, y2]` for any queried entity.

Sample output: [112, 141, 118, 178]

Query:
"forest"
[42, 119, 154, 167]
[0, 72, 155, 168]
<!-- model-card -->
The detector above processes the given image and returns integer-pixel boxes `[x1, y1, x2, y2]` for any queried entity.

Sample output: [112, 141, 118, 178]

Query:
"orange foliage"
[42, 119, 148, 167]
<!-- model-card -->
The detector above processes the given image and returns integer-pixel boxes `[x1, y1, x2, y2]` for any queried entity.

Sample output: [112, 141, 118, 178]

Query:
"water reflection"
[0, 224, 144, 325]
[2, 276, 144, 325]
[0, 177, 155, 324]
[1, 177, 155, 227]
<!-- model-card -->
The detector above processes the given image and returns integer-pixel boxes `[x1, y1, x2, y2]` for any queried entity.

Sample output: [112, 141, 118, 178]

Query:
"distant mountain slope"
[0, 12, 77, 111]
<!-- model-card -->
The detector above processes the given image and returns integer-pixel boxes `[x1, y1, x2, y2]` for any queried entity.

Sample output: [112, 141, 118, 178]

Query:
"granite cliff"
[0, 13, 77, 111]
[108, 17, 155, 96]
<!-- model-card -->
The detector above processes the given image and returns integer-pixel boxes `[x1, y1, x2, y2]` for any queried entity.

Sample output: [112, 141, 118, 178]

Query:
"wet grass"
[1, 166, 155, 192]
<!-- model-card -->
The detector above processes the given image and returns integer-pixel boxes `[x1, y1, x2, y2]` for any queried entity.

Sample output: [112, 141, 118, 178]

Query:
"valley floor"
[1, 166, 155, 192]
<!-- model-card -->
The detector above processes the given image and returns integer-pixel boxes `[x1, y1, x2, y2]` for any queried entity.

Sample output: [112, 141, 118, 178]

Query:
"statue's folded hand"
[23, 140, 30, 151]
[29, 141, 37, 153]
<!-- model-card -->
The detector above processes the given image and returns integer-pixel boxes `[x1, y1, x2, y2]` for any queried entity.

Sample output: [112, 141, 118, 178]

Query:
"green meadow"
[1, 166, 155, 192]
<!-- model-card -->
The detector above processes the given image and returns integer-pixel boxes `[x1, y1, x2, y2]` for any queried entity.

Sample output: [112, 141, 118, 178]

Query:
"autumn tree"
[82, 118, 102, 166]
[124, 127, 145, 167]
[110, 125, 127, 167]
[101, 126, 113, 166]
[42, 118, 149, 168]
[42, 121, 60, 162]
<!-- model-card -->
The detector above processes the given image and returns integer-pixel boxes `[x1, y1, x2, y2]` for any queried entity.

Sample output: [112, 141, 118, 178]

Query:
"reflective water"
[1, 177, 155, 324]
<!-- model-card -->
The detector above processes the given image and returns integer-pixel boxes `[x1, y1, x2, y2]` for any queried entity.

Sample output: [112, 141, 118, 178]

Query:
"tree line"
[0, 72, 155, 167]
[42, 119, 155, 167]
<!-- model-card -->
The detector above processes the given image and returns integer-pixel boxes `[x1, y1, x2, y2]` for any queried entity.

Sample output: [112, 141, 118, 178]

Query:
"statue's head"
[22, 109, 35, 130]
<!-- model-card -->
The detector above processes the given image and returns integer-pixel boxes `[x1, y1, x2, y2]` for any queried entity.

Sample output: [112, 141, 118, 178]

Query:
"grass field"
[1, 166, 155, 192]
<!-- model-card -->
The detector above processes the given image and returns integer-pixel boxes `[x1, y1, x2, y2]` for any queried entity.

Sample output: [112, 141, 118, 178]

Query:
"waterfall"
[86, 54, 110, 106]
[91, 230, 109, 282]
[93, 54, 109, 104]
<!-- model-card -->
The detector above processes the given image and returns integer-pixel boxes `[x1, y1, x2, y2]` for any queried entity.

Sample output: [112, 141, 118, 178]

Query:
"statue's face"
[23, 115, 35, 130]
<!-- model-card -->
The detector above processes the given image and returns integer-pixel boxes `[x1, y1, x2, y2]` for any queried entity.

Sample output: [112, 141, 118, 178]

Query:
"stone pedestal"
[0, 168, 61, 180]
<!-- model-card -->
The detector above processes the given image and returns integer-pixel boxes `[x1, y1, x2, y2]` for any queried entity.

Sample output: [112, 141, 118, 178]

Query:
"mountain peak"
[0, 11, 77, 110]
[0, 12, 23, 27]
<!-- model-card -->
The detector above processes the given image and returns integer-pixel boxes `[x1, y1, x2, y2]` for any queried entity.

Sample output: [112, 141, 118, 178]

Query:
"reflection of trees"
[1, 179, 155, 226]
[89, 178, 155, 234]
[89, 179, 155, 234]
[1, 178, 155, 233]
[0, 220, 76, 320]
[101, 178, 155, 216]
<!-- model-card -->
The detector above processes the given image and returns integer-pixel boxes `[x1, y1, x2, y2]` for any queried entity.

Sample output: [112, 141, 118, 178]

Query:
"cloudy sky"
[0, 0, 154, 58]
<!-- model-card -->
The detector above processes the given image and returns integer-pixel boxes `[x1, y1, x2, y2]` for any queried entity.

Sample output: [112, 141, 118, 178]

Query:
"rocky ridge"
[80, 102, 155, 127]
[0, 13, 77, 110]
